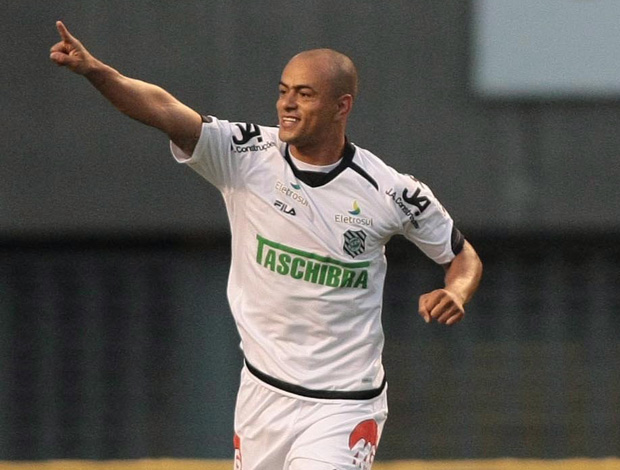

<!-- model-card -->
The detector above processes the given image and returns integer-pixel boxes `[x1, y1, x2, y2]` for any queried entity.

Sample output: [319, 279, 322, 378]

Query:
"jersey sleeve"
[388, 172, 463, 265]
[170, 115, 241, 191]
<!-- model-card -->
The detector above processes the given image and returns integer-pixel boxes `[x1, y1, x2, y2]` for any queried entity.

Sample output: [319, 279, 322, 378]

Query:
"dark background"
[1, 0, 619, 461]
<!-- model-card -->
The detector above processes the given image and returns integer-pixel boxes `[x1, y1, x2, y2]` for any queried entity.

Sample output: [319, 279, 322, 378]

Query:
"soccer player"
[50, 21, 482, 470]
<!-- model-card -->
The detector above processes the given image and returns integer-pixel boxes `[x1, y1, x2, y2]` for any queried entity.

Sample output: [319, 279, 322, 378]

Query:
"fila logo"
[274, 200, 296, 216]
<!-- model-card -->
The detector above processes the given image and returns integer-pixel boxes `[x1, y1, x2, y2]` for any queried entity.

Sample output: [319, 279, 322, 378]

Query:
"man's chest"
[236, 163, 395, 262]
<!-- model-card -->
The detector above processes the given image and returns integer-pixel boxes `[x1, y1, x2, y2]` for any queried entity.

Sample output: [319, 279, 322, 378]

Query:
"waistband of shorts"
[244, 359, 387, 401]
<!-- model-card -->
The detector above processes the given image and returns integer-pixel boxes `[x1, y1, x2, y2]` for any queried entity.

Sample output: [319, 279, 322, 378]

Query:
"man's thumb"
[418, 296, 431, 323]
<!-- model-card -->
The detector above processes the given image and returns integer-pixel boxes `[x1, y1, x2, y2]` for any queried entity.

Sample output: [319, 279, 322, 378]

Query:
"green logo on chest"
[256, 235, 369, 289]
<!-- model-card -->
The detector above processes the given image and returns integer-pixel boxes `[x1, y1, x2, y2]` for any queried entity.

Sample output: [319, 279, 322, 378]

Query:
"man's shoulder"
[203, 117, 282, 156]
[350, 143, 401, 181]
[227, 122, 280, 152]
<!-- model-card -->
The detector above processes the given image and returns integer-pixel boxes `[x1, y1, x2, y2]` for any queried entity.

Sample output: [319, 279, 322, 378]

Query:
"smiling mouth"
[280, 116, 299, 129]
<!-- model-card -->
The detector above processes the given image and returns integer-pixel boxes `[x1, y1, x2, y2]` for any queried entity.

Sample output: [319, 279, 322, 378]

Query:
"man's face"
[276, 56, 340, 150]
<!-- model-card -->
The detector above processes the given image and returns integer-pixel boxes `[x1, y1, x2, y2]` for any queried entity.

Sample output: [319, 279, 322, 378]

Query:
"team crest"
[343, 230, 367, 258]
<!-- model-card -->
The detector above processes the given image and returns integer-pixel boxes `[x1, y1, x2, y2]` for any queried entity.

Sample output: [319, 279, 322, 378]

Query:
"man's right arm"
[50, 21, 202, 155]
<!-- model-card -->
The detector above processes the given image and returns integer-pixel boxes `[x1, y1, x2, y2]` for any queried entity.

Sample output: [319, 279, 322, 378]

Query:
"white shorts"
[233, 365, 389, 470]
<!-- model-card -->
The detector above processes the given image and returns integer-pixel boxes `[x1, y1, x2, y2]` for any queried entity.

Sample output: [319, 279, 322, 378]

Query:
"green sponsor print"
[256, 235, 370, 289]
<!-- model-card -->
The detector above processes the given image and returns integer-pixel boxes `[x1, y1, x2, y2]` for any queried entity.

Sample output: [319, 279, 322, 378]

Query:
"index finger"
[56, 21, 75, 43]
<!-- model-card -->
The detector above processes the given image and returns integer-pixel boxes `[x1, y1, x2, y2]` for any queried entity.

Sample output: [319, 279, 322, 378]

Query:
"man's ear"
[336, 94, 354, 119]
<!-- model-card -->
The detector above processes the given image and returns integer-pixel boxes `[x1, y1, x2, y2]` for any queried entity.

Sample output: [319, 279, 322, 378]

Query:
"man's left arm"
[418, 240, 482, 326]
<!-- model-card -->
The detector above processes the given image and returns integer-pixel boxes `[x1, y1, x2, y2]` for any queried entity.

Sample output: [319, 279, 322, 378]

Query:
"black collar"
[284, 140, 356, 188]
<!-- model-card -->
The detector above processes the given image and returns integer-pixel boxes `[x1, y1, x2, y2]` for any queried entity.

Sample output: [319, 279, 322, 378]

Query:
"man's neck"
[289, 137, 346, 166]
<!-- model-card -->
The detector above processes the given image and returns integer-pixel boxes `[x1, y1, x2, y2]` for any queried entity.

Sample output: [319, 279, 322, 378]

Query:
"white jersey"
[171, 116, 461, 394]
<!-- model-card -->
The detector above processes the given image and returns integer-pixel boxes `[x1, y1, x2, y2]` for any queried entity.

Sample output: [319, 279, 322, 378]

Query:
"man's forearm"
[444, 240, 483, 305]
[84, 61, 180, 131]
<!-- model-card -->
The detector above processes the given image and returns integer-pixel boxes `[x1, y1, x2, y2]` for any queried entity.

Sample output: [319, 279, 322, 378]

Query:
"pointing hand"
[50, 21, 95, 75]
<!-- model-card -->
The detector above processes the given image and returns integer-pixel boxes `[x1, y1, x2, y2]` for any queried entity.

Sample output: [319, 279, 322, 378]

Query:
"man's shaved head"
[277, 48, 358, 162]
[287, 49, 358, 99]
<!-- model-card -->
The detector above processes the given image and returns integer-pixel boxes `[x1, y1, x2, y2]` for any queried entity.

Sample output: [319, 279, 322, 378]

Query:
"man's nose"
[282, 92, 297, 109]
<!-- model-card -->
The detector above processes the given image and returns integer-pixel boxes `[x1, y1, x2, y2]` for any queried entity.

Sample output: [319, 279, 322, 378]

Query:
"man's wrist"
[444, 286, 467, 306]
[84, 60, 112, 85]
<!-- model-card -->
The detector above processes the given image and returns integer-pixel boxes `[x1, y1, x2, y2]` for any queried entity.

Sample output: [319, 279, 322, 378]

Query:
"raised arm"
[50, 21, 202, 155]
[418, 240, 483, 326]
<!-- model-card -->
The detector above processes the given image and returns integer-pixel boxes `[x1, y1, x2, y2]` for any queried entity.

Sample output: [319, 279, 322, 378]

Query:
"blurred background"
[1, 0, 619, 462]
